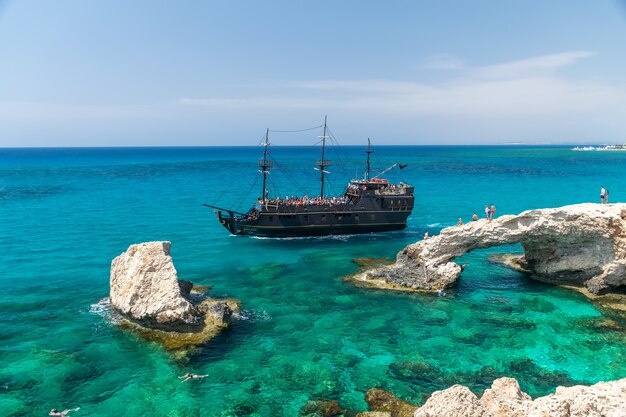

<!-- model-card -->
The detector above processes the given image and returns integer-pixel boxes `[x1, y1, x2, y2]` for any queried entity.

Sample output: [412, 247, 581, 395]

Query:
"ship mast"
[258, 128, 272, 203]
[365, 138, 372, 181]
[317, 116, 331, 197]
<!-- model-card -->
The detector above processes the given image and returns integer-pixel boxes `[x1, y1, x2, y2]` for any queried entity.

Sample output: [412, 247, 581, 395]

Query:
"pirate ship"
[205, 118, 414, 237]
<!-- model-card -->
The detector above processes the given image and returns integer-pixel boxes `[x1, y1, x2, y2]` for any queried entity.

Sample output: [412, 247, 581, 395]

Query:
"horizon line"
[0, 143, 603, 150]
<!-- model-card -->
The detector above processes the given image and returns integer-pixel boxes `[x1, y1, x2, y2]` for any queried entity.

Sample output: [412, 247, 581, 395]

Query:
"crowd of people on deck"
[259, 195, 351, 207]
[346, 182, 407, 194]
[244, 181, 408, 213]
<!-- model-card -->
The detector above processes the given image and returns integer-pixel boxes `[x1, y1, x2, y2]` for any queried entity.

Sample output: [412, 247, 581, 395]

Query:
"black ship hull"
[217, 211, 410, 237]
[214, 188, 414, 237]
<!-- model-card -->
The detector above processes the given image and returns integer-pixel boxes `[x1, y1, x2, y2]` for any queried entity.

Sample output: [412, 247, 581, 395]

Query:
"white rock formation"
[480, 377, 531, 417]
[110, 241, 198, 326]
[359, 203, 626, 294]
[413, 377, 626, 417]
[413, 385, 485, 417]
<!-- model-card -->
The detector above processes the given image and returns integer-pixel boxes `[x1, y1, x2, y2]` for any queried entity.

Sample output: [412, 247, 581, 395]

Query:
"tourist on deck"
[472, 213, 478, 221]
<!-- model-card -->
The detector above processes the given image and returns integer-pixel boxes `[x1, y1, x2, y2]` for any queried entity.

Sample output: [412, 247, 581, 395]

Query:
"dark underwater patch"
[0, 185, 68, 200]
[387, 357, 584, 403]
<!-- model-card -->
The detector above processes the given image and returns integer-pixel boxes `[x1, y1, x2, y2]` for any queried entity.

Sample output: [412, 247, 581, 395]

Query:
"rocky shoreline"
[299, 377, 626, 417]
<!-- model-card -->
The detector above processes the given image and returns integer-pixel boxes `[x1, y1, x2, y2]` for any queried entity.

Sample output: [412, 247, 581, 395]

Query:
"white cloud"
[423, 53, 465, 70]
[470, 51, 595, 79]
[178, 51, 624, 119]
[0, 101, 158, 122]
[178, 97, 334, 109]
[293, 80, 418, 94]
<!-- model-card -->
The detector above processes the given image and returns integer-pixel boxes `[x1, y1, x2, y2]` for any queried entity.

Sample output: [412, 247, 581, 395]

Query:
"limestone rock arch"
[359, 204, 626, 294]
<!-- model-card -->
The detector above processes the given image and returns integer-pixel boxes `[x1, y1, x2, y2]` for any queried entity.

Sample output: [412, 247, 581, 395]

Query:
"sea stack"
[351, 203, 626, 295]
[109, 241, 240, 350]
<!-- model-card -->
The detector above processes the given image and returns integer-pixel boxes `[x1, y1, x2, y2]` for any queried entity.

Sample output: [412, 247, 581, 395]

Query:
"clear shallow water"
[1, 145, 625, 416]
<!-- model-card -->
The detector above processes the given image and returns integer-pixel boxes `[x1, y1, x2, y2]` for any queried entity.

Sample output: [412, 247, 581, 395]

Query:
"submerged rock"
[117, 297, 241, 350]
[588, 318, 624, 331]
[109, 241, 240, 350]
[387, 361, 443, 385]
[353, 204, 626, 295]
[488, 253, 529, 273]
[352, 258, 395, 269]
[364, 388, 418, 417]
[299, 399, 345, 417]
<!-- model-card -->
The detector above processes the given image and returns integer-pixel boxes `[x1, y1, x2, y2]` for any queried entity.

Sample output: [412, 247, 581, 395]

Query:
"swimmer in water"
[178, 373, 209, 383]
[49, 408, 80, 416]
[436, 290, 446, 296]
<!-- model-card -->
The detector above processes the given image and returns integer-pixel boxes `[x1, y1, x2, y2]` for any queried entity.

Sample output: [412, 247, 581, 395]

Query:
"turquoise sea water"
[1, 145, 625, 416]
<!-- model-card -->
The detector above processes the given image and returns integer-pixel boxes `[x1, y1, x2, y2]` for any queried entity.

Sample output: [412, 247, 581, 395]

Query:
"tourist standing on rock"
[485, 205, 491, 220]
[601, 186, 606, 204]
[491, 204, 496, 220]
[606, 189, 610, 204]
[424, 231, 429, 239]
[457, 218, 463, 226]
[472, 213, 478, 221]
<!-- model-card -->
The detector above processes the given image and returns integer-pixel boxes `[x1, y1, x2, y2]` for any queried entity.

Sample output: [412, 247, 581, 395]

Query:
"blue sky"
[1, 0, 626, 146]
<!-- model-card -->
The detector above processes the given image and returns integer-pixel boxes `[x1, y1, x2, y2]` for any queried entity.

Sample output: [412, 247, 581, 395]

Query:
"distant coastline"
[572, 144, 626, 151]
